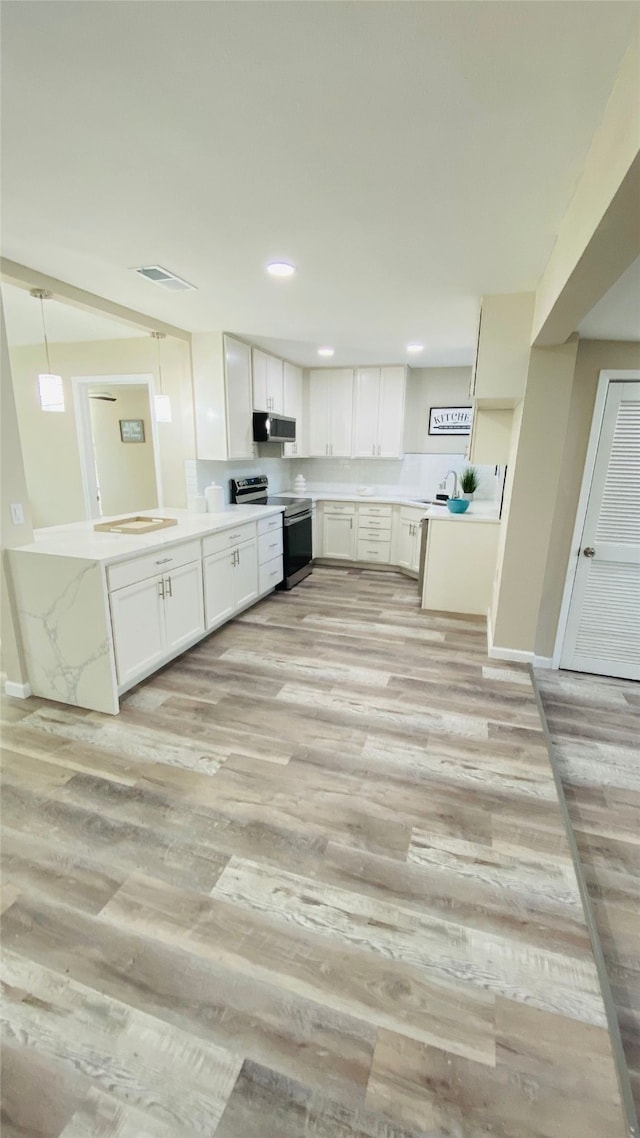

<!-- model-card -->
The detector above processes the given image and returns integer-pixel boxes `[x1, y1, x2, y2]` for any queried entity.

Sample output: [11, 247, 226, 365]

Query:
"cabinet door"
[225, 336, 254, 459]
[283, 362, 304, 457]
[322, 513, 356, 560]
[266, 354, 284, 414]
[352, 369, 381, 457]
[378, 367, 405, 458]
[329, 370, 354, 457]
[410, 523, 422, 573]
[163, 560, 205, 654]
[252, 348, 269, 411]
[203, 549, 236, 630]
[110, 576, 166, 687]
[308, 371, 331, 456]
[395, 517, 415, 570]
[234, 538, 259, 609]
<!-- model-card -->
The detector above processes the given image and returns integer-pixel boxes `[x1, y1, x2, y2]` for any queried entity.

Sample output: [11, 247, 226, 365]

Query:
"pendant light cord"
[38, 293, 53, 373]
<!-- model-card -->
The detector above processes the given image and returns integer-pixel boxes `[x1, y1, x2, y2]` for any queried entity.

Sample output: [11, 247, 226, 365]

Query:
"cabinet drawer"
[202, 522, 257, 558]
[357, 540, 390, 564]
[357, 516, 391, 533]
[107, 540, 201, 593]
[358, 505, 392, 520]
[259, 529, 283, 565]
[322, 502, 356, 516]
[358, 527, 392, 543]
[257, 513, 283, 537]
[259, 555, 283, 594]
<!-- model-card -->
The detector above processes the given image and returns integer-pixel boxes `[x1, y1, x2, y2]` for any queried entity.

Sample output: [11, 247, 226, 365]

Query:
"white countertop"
[12, 506, 284, 564]
[282, 491, 501, 523]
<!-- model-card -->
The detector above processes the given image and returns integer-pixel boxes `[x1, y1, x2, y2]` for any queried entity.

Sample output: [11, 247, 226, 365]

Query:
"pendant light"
[31, 289, 64, 412]
[151, 331, 172, 422]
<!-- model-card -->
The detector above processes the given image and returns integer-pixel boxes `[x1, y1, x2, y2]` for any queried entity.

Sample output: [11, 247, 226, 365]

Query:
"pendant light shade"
[31, 289, 64, 412]
[151, 331, 172, 422]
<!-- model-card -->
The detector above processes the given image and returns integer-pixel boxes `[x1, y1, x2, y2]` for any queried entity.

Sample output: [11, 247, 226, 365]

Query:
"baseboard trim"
[486, 608, 553, 668]
[4, 679, 31, 699]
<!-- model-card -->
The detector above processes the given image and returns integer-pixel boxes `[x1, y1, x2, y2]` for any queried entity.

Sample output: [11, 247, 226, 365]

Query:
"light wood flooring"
[536, 667, 640, 1128]
[1, 567, 629, 1137]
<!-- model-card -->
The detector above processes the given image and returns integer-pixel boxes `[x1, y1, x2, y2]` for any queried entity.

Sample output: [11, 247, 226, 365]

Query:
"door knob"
[583, 547, 596, 558]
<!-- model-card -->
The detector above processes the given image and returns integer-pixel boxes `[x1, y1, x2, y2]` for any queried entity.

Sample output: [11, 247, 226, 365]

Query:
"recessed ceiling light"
[266, 262, 295, 278]
[317, 347, 334, 357]
[407, 343, 424, 354]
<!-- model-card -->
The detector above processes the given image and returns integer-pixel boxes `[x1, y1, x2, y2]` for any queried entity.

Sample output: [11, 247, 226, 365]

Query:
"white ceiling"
[1, 283, 147, 346]
[578, 257, 640, 342]
[1, 2, 637, 367]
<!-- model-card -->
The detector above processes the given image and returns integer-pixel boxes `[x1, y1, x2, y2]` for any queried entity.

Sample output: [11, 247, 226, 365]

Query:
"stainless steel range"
[230, 476, 313, 590]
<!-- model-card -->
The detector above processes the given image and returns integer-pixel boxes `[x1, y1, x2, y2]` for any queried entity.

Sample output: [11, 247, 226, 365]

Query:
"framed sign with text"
[119, 419, 145, 443]
[428, 406, 472, 436]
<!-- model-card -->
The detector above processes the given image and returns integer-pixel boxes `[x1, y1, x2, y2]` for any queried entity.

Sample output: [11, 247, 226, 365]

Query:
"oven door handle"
[283, 511, 312, 527]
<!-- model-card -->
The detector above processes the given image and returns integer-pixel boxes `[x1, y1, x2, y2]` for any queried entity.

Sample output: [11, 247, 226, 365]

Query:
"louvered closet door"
[561, 381, 640, 680]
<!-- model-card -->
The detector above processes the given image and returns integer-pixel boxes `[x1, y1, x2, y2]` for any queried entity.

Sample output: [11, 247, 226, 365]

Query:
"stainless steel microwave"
[252, 413, 296, 443]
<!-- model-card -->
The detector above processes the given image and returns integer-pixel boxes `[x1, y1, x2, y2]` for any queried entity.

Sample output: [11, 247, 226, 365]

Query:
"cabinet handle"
[166, 575, 172, 597]
[372, 444, 375, 455]
[158, 579, 165, 599]
[269, 542, 278, 550]
[155, 557, 173, 565]
[350, 517, 353, 529]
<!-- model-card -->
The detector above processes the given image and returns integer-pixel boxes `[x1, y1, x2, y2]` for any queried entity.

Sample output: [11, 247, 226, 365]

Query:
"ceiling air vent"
[135, 266, 196, 291]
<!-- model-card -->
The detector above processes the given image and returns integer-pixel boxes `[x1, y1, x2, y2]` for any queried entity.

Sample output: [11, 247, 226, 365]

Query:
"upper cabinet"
[283, 361, 306, 457]
[252, 349, 284, 413]
[470, 293, 535, 407]
[352, 366, 405, 458]
[192, 333, 254, 461]
[308, 369, 354, 457]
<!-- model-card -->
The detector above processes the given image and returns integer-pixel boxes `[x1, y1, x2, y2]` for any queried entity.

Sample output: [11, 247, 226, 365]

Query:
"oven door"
[282, 511, 312, 587]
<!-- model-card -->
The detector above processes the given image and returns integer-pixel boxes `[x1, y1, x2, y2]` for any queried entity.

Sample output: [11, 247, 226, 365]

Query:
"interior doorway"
[557, 371, 640, 680]
[72, 374, 163, 519]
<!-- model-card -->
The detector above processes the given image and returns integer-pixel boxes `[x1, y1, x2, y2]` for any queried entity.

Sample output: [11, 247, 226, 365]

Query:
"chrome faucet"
[442, 469, 459, 499]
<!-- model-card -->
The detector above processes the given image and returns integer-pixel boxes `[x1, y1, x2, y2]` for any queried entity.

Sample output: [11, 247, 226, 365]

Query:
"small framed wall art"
[119, 418, 145, 443]
[428, 406, 472, 436]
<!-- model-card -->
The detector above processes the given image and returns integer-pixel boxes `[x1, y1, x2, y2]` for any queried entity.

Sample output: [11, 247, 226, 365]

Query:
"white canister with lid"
[205, 483, 225, 512]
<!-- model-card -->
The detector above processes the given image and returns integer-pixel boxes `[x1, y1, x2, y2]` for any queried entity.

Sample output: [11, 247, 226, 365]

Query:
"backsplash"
[187, 452, 502, 506]
[189, 455, 293, 504]
[290, 454, 502, 501]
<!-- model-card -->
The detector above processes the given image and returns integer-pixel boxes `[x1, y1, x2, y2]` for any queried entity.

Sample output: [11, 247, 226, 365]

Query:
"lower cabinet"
[203, 537, 258, 630]
[392, 508, 423, 573]
[422, 520, 499, 615]
[322, 506, 356, 560]
[110, 557, 205, 687]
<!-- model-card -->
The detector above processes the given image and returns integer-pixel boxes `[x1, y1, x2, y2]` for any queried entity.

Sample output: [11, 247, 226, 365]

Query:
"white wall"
[9, 336, 194, 527]
[89, 384, 158, 516]
[404, 367, 472, 454]
[195, 454, 293, 504]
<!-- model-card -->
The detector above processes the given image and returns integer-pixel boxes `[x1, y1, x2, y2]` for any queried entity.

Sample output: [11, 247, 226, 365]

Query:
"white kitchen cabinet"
[283, 361, 305, 457]
[308, 369, 354, 457]
[470, 293, 535, 406]
[392, 506, 423, 573]
[322, 506, 357, 560]
[163, 560, 206, 654]
[353, 367, 405, 458]
[202, 548, 236, 630]
[252, 349, 283, 413]
[109, 552, 205, 687]
[203, 532, 258, 629]
[110, 576, 166, 687]
[192, 333, 254, 460]
[422, 519, 499, 615]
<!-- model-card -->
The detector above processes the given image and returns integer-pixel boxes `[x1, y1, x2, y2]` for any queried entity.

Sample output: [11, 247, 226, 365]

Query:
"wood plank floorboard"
[1, 568, 628, 1136]
[536, 667, 640, 1128]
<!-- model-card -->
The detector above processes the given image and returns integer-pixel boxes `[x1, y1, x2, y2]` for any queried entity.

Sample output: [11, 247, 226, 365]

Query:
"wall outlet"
[10, 503, 25, 525]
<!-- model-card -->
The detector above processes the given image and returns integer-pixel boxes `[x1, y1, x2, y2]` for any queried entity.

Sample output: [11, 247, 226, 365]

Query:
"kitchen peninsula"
[8, 505, 284, 715]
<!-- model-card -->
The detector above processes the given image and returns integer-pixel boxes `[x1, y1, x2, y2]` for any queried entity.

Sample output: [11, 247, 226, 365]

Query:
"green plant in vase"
[459, 466, 479, 500]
